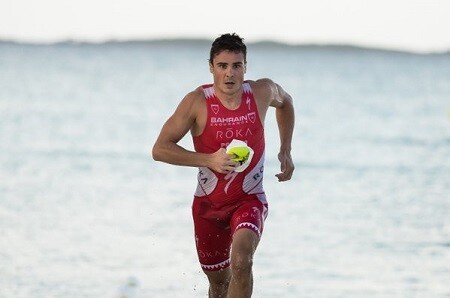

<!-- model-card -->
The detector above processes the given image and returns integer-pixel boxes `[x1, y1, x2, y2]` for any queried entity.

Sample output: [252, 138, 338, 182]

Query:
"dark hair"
[209, 33, 247, 64]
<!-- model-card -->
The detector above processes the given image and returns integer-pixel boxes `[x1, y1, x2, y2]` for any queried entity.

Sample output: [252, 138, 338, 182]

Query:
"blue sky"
[1, 0, 449, 52]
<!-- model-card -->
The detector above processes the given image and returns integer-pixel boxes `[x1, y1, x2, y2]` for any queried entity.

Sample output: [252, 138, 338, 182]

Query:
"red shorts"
[192, 195, 268, 271]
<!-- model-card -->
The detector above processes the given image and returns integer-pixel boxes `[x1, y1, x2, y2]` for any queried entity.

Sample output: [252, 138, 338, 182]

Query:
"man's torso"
[192, 81, 267, 207]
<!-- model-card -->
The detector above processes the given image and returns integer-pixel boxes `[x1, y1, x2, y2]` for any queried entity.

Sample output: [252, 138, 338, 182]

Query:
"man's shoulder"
[178, 86, 207, 116]
[185, 86, 207, 102]
[248, 78, 275, 91]
[247, 78, 275, 100]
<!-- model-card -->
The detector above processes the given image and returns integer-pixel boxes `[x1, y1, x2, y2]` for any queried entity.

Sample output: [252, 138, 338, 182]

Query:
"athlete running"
[152, 33, 295, 298]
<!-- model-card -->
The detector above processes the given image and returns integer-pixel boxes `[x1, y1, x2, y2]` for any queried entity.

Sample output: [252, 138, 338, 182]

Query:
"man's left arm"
[270, 81, 295, 182]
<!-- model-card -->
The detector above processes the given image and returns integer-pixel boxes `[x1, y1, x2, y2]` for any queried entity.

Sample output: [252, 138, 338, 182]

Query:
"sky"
[1, 0, 449, 53]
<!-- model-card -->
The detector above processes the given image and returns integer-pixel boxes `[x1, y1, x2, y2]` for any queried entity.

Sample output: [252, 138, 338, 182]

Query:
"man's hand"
[275, 151, 294, 182]
[208, 148, 237, 174]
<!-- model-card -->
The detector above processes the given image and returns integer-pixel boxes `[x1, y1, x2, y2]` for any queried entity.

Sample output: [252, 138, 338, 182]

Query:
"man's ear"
[209, 62, 213, 73]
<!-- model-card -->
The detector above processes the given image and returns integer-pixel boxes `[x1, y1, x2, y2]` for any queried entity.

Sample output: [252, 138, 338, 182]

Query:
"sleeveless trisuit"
[192, 82, 269, 271]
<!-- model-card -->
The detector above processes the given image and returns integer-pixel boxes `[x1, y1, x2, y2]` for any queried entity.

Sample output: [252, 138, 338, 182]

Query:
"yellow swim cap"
[227, 146, 250, 163]
[225, 139, 254, 172]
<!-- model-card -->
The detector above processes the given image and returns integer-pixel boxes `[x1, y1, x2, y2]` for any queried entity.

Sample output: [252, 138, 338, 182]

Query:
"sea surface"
[0, 40, 449, 297]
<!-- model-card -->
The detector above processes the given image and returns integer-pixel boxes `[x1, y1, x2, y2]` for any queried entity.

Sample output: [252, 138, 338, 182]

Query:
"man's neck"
[215, 87, 243, 110]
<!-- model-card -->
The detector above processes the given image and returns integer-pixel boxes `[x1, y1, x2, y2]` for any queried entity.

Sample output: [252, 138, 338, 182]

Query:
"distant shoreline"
[0, 38, 449, 55]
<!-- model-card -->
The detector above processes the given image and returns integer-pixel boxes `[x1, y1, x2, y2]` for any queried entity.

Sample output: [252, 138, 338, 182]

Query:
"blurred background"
[1, 1, 449, 297]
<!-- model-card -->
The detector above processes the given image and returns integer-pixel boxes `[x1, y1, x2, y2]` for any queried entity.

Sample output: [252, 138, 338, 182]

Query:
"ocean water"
[0, 40, 449, 297]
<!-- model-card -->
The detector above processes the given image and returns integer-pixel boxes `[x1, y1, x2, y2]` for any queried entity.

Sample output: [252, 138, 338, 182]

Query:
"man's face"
[210, 50, 246, 96]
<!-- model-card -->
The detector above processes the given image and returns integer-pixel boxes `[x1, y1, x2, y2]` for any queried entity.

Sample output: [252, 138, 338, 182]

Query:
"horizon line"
[1, 37, 449, 55]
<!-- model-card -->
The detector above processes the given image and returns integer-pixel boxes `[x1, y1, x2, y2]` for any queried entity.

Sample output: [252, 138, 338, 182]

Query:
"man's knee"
[231, 252, 253, 275]
[231, 229, 258, 265]
[205, 269, 231, 297]
[205, 268, 231, 286]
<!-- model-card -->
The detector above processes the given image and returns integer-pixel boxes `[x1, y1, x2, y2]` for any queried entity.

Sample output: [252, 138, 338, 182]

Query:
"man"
[152, 33, 295, 298]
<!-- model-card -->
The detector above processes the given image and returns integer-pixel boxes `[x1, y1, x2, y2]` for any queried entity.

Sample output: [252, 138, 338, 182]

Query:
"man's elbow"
[284, 94, 293, 106]
[151, 144, 163, 161]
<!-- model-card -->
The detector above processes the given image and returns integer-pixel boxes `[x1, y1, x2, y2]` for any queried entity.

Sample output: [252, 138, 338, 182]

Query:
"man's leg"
[227, 228, 260, 298]
[204, 267, 231, 298]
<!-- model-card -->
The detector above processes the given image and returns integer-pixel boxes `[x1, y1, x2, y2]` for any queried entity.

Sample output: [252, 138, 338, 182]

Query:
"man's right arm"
[152, 91, 236, 173]
[152, 91, 207, 167]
